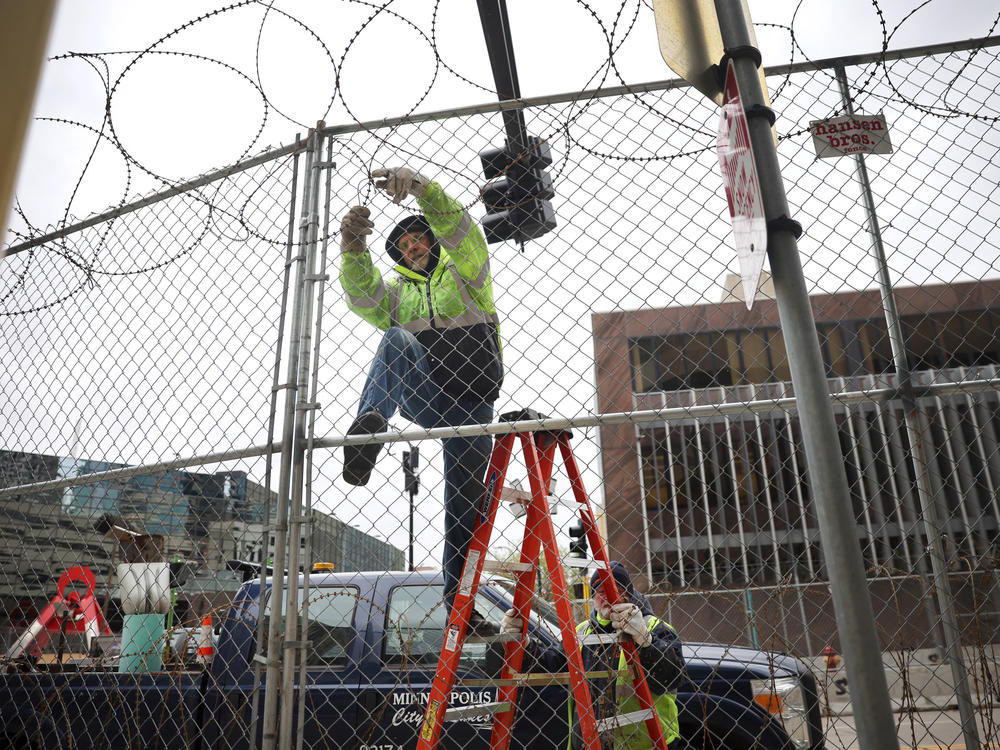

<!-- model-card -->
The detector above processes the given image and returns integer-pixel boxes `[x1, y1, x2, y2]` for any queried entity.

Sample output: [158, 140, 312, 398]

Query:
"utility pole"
[711, 2, 900, 747]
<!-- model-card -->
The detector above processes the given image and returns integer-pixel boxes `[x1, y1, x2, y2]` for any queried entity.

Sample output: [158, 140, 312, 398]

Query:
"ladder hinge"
[563, 557, 608, 570]
[464, 632, 520, 645]
[578, 632, 622, 646]
[482, 560, 534, 575]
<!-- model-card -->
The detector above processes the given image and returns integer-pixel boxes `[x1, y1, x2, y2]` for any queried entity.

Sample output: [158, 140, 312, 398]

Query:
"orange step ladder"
[415, 410, 670, 750]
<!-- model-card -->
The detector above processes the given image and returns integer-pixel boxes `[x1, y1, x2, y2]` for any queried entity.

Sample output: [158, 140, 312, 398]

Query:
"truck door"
[205, 579, 369, 750]
[290, 582, 368, 743]
[358, 576, 509, 750]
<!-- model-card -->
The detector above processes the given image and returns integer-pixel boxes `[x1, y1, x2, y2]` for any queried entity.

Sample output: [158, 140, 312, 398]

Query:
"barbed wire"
[5, 0, 998, 317]
[1, 3, 997, 740]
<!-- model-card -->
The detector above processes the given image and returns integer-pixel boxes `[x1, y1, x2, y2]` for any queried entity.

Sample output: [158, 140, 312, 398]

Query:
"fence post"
[834, 64, 981, 750]
[278, 121, 327, 750]
[712, 2, 900, 747]
[295, 131, 336, 750]
[250, 134, 302, 749]
[261, 124, 321, 750]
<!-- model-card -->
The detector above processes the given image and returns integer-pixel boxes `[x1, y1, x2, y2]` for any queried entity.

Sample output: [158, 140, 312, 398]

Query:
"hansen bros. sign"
[809, 113, 893, 158]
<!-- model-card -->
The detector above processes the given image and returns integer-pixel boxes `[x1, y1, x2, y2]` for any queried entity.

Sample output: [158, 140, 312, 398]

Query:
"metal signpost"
[667, 2, 904, 747]
[832, 64, 981, 750]
[712, 3, 901, 747]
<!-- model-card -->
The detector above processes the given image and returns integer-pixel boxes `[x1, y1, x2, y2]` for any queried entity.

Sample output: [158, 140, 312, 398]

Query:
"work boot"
[342, 411, 388, 486]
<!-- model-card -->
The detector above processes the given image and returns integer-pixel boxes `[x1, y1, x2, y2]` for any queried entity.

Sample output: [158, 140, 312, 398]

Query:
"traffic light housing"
[402, 448, 420, 495]
[479, 135, 556, 244]
[568, 522, 588, 558]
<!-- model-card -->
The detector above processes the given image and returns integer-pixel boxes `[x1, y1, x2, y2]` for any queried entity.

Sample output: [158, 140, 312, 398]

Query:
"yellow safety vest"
[568, 617, 681, 750]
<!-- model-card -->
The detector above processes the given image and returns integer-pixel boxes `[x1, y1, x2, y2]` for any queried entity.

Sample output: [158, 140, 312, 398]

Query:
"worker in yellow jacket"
[339, 166, 502, 622]
[502, 561, 684, 748]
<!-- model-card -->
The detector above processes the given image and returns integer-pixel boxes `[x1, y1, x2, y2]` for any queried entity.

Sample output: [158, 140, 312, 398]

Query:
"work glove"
[610, 602, 651, 647]
[500, 608, 524, 636]
[371, 166, 430, 204]
[340, 205, 373, 253]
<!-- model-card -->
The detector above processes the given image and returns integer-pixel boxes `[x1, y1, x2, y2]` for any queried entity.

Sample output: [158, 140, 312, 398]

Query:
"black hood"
[386, 215, 441, 276]
[591, 560, 652, 615]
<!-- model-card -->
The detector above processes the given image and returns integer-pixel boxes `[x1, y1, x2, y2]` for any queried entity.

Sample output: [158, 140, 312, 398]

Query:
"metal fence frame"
[2, 32, 1000, 750]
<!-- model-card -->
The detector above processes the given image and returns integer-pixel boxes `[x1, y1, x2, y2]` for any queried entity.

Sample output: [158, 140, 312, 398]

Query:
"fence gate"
[1, 15, 1000, 750]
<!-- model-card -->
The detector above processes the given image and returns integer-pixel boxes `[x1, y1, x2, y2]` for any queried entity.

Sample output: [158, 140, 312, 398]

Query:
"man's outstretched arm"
[339, 205, 391, 330]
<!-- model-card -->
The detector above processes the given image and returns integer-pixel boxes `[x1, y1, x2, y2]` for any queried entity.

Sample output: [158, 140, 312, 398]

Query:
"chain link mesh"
[2, 22, 999, 750]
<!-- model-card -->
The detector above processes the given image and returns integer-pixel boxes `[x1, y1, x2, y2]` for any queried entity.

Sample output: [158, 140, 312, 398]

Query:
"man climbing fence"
[338, 165, 503, 625]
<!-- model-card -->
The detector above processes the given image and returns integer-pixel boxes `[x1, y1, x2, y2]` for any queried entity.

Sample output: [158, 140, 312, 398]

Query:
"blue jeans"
[359, 327, 494, 608]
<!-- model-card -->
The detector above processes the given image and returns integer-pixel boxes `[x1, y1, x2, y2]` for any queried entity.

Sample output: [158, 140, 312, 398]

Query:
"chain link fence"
[2, 28, 999, 750]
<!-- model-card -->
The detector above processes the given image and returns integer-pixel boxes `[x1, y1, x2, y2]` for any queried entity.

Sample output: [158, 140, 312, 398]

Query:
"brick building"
[592, 279, 1000, 651]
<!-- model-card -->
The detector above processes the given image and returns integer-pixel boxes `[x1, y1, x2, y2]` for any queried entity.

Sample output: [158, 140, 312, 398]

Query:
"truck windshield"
[262, 585, 359, 668]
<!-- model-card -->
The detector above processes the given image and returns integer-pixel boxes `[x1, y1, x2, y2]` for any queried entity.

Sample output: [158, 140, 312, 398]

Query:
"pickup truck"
[1, 569, 825, 750]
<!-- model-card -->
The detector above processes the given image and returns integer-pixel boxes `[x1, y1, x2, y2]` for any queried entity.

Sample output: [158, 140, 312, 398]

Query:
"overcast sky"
[8, 0, 994, 231]
[3, 0, 997, 571]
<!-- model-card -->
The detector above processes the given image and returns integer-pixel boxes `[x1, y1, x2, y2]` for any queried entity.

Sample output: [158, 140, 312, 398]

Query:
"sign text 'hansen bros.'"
[809, 114, 892, 158]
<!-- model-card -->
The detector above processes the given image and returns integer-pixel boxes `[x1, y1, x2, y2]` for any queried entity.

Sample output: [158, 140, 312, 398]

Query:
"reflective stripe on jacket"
[569, 617, 681, 750]
[339, 182, 503, 403]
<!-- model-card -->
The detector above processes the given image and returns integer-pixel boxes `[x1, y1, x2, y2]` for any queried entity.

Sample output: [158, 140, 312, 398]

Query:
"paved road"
[822, 708, 1000, 749]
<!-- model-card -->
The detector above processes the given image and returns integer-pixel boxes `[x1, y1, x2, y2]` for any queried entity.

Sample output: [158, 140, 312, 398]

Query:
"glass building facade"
[57, 462, 264, 538]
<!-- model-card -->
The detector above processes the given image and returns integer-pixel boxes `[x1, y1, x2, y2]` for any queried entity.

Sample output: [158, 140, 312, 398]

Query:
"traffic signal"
[402, 448, 419, 495]
[568, 522, 588, 558]
[479, 135, 556, 244]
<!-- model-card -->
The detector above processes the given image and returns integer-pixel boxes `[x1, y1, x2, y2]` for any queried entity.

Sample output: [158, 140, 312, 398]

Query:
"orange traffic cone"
[197, 614, 214, 666]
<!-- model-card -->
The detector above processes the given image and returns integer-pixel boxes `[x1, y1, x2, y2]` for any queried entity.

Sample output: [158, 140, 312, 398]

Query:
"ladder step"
[443, 701, 511, 722]
[482, 559, 534, 574]
[462, 669, 627, 687]
[562, 557, 608, 570]
[595, 708, 657, 733]
[499, 485, 531, 504]
[464, 632, 520, 645]
[578, 632, 622, 646]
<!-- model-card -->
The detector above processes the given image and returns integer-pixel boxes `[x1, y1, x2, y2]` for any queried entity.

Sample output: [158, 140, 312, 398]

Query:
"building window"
[904, 310, 1000, 371]
[630, 333, 733, 392]
[627, 308, 1000, 391]
[857, 319, 894, 374]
